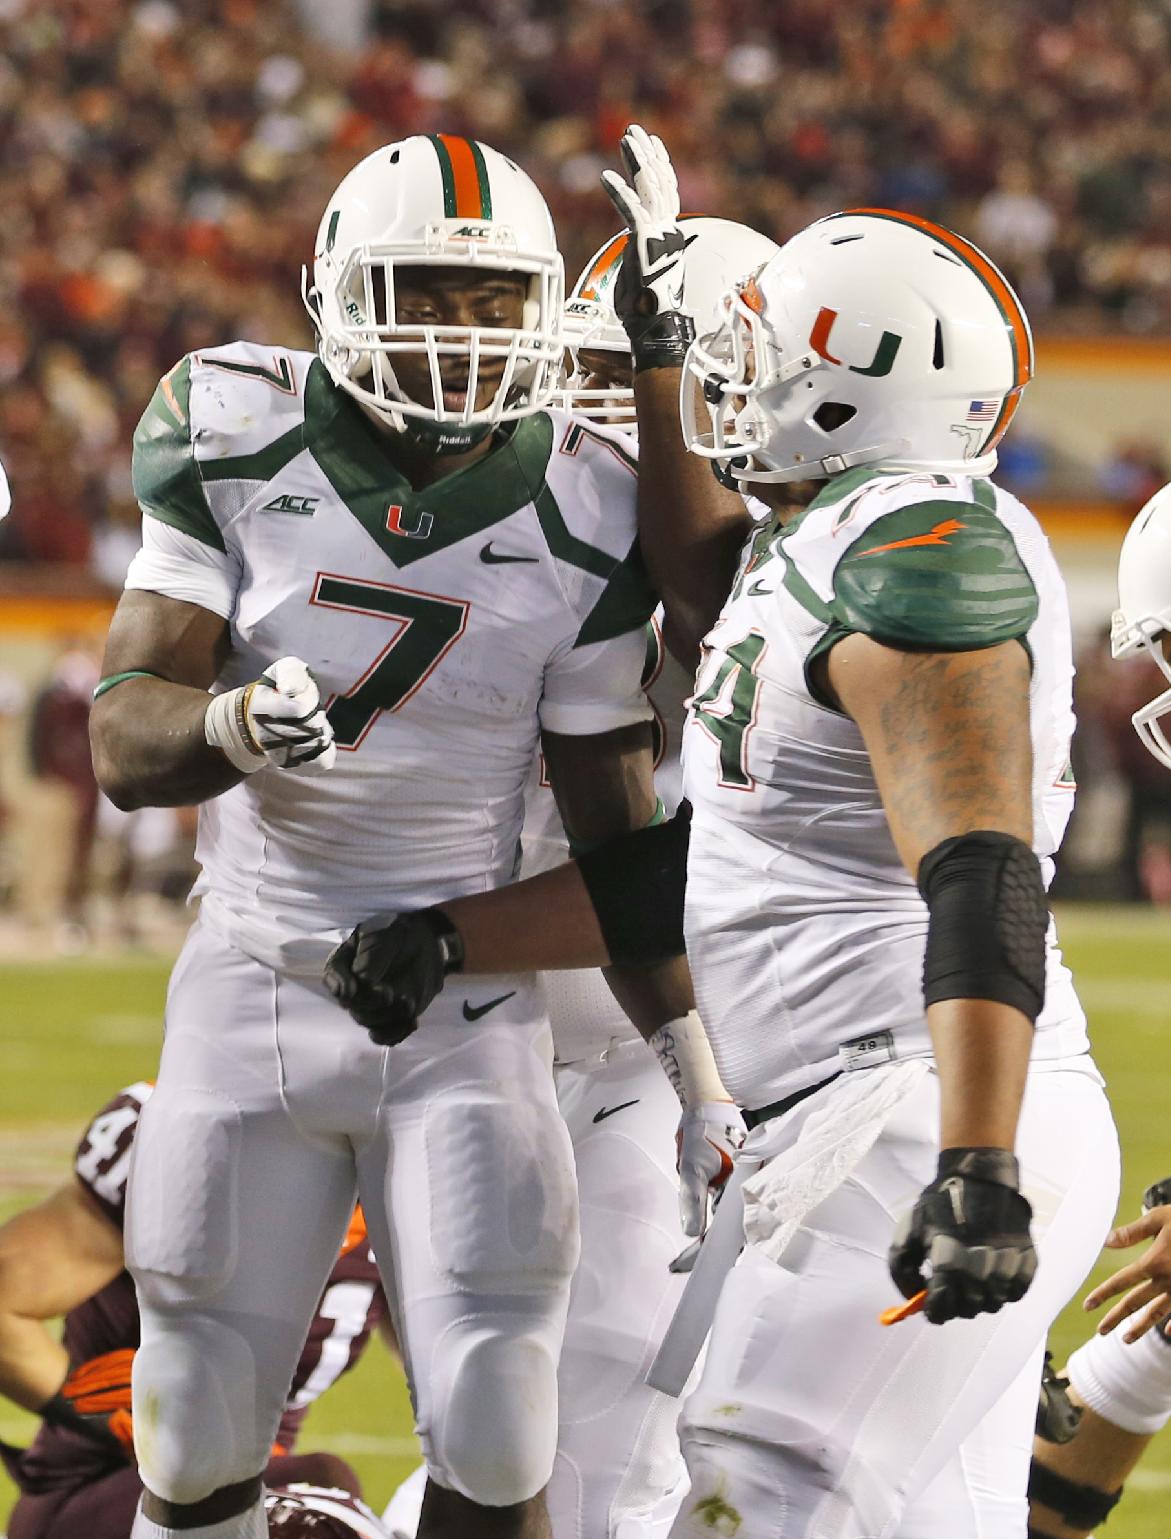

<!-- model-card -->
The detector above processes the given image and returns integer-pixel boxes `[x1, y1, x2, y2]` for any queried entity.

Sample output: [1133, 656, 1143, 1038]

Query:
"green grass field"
[1, 907, 1169, 1533]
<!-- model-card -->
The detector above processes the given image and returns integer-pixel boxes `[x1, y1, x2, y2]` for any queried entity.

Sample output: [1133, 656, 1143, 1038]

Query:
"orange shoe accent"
[340, 1203, 368, 1256]
[857, 518, 967, 557]
[879, 1289, 928, 1325]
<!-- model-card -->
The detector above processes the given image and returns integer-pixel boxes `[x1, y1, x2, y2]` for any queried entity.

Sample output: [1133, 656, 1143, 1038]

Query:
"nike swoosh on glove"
[601, 123, 695, 369]
[889, 1147, 1037, 1325]
[676, 1100, 747, 1237]
[324, 909, 465, 1046]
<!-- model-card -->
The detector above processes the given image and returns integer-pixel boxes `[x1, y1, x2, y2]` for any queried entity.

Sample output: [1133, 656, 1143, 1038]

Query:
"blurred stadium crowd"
[3, 0, 1171, 567]
[2, 0, 1171, 945]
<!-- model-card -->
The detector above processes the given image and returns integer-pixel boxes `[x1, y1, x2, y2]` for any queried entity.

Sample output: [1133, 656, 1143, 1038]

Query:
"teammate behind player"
[89, 134, 692, 1539]
[528, 219, 776, 1539]
[0, 1083, 385, 1539]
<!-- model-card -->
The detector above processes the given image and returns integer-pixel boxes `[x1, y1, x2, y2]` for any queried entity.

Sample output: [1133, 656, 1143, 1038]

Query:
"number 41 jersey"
[681, 469, 1090, 1108]
[127, 343, 652, 974]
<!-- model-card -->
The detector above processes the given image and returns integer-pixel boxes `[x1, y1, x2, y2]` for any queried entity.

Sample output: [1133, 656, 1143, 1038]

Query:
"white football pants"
[552, 1038, 692, 1539]
[125, 919, 578, 1510]
[383, 1036, 691, 1539]
[668, 1062, 1119, 1539]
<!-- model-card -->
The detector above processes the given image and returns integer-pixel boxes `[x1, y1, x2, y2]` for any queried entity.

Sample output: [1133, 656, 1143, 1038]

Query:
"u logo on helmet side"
[809, 307, 903, 378]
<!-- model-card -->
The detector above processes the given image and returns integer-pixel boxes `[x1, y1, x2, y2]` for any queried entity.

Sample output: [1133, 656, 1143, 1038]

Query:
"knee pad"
[1066, 1323, 1171, 1435]
[132, 1316, 266, 1504]
[125, 1088, 241, 1306]
[425, 1096, 578, 1293]
[428, 1322, 560, 1506]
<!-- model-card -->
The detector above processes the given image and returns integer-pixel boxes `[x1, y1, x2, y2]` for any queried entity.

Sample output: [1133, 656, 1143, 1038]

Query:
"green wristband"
[92, 670, 163, 701]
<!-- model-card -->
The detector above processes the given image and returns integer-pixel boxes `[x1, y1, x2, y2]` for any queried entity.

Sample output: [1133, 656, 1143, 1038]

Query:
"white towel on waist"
[742, 1059, 931, 1264]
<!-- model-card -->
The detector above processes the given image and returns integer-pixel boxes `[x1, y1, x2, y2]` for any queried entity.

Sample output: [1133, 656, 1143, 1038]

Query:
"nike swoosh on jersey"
[480, 542, 539, 565]
[461, 990, 517, 1021]
[857, 518, 968, 557]
[592, 1098, 641, 1123]
[747, 579, 772, 596]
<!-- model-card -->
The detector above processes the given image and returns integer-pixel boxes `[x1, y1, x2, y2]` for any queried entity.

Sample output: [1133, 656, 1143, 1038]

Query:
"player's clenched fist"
[889, 1148, 1037, 1325]
[324, 908, 465, 1046]
[204, 655, 336, 774]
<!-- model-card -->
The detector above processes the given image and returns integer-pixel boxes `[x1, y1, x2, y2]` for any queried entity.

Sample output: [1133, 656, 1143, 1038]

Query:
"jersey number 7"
[311, 573, 470, 749]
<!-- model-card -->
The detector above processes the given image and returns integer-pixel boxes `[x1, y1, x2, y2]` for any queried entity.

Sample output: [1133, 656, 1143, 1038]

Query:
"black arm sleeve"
[576, 803, 690, 967]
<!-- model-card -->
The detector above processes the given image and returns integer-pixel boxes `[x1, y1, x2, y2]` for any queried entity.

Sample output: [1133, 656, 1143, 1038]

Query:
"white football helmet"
[305, 135, 563, 441]
[266, 1483, 389, 1537]
[682, 207, 1034, 484]
[1112, 483, 1171, 769]
[556, 216, 781, 427]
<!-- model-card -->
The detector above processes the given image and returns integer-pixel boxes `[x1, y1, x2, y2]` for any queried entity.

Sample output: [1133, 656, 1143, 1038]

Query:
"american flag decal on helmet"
[967, 399, 999, 423]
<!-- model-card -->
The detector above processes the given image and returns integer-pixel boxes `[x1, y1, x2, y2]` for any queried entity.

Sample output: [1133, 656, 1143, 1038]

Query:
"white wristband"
[204, 687, 264, 774]
[649, 1010, 730, 1107]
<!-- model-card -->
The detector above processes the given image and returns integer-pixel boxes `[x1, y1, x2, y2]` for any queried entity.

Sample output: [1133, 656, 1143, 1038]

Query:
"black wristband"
[630, 312, 696, 373]
[937, 1147, 1021, 1189]
[422, 907, 465, 975]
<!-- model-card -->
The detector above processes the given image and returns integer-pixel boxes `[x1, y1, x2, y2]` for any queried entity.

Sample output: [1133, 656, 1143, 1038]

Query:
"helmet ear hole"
[813, 401, 857, 433]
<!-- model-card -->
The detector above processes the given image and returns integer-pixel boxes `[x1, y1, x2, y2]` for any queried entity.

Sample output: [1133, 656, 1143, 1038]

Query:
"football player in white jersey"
[603, 128, 1121, 1538]
[534, 219, 776, 1539]
[89, 135, 699, 1539]
[1024, 488, 1171, 1539]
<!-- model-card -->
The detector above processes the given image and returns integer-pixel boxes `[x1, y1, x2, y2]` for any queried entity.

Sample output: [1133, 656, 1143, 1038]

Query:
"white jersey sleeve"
[537, 414, 654, 737]
[124, 515, 240, 618]
[540, 627, 648, 736]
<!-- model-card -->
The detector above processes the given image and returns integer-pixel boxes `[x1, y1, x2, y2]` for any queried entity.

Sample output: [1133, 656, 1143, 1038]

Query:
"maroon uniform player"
[0, 1083, 387, 1539]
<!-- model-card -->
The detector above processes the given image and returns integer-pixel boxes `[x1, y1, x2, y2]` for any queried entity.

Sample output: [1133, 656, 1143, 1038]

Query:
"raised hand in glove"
[324, 909, 465, 1046]
[601, 124, 695, 371]
[41, 1348, 136, 1461]
[889, 1147, 1037, 1325]
[205, 656, 336, 775]
[676, 1101, 747, 1238]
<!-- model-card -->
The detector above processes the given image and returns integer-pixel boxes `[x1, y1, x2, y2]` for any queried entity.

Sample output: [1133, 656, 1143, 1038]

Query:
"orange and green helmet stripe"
[829, 207, 1034, 453]
[576, 231, 628, 299]
[428, 134, 493, 220]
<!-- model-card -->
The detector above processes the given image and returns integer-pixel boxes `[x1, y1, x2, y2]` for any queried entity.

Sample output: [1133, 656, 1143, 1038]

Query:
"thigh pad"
[426, 1093, 577, 1292]
[125, 1088, 241, 1304]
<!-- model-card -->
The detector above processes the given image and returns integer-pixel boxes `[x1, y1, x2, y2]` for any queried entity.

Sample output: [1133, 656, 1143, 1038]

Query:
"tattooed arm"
[819, 636, 1035, 1149]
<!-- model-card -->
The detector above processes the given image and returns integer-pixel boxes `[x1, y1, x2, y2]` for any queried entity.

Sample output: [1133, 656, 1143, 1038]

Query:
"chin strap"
[732, 438, 912, 485]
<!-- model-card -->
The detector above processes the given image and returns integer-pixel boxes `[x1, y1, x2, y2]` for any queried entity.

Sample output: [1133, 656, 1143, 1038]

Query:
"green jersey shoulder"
[132, 343, 318, 553]
[750, 468, 1040, 655]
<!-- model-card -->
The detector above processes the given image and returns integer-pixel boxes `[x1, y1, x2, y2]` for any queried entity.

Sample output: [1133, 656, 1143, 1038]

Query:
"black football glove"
[889, 1147, 1037, 1325]
[324, 909, 465, 1046]
[601, 124, 695, 371]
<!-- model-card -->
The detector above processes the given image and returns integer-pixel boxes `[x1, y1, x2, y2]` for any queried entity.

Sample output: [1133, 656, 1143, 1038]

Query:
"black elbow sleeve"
[917, 830, 1048, 1023]
[576, 805, 690, 967]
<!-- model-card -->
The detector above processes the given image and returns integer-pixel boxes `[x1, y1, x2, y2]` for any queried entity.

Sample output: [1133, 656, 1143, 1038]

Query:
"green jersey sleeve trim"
[573, 536, 658, 648]
[829, 499, 1039, 651]
[131, 358, 225, 553]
